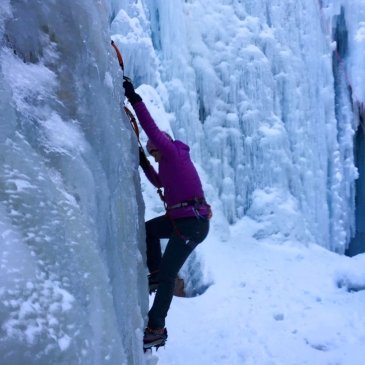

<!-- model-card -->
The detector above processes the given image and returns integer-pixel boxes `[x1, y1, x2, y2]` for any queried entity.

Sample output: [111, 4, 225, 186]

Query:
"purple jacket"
[133, 101, 211, 220]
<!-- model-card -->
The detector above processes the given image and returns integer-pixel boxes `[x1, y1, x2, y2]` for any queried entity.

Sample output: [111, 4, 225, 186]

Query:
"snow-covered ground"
[148, 218, 365, 365]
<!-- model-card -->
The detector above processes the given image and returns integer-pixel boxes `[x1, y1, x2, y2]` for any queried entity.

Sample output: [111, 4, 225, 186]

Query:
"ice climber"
[123, 79, 212, 350]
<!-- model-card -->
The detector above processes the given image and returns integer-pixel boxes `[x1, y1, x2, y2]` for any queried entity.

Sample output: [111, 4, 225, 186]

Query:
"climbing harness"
[166, 197, 207, 210]
[167, 197, 211, 220]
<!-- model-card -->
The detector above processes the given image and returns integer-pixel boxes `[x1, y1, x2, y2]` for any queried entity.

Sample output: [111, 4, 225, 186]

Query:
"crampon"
[143, 342, 166, 353]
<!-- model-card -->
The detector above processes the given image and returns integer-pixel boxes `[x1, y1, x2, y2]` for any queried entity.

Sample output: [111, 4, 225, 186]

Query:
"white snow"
[58, 334, 72, 351]
[155, 219, 365, 365]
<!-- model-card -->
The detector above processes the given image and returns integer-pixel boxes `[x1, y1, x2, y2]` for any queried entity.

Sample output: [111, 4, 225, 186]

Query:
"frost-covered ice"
[1, 1, 147, 364]
[1, 0, 364, 364]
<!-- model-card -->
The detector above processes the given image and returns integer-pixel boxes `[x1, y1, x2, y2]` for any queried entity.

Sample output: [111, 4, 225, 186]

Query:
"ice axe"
[111, 40, 142, 147]
[111, 40, 129, 80]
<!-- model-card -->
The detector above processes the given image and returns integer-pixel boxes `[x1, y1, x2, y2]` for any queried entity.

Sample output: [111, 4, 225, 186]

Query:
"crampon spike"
[143, 343, 166, 353]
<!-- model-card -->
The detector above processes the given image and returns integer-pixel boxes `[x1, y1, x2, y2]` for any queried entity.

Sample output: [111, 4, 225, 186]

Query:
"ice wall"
[0, 1, 147, 364]
[332, 1, 365, 255]
[114, 0, 359, 252]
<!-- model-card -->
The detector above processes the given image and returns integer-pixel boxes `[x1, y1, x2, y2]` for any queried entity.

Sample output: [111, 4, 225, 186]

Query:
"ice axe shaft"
[111, 40, 125, 77]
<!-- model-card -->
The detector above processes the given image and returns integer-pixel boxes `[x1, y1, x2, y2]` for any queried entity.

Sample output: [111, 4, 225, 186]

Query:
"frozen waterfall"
[0, 0, 364, 364]
[123, 0, 360, 251]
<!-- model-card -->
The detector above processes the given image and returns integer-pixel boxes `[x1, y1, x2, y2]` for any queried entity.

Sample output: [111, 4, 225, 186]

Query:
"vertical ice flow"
[1, 1, 148, 364]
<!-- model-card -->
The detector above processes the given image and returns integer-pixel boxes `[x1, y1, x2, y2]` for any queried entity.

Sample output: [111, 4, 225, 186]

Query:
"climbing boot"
[143, 327, 168, 350]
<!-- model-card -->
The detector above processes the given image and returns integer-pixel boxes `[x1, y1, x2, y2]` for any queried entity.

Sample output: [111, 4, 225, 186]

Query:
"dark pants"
[145, 214, 209, 328]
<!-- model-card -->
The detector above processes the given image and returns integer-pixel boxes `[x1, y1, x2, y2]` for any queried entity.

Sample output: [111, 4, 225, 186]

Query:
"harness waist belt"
[167, 197, 207, 210]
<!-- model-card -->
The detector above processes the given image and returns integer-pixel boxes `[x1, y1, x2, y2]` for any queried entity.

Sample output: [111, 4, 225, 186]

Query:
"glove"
[123, 78, 142, 105]
[139, 147, 150, 169]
